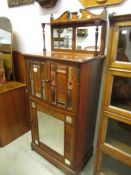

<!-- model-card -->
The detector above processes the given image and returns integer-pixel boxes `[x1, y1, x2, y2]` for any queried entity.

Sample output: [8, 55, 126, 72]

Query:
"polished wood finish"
[13, 51, 27, 83]
[24, 51, 104, 175]
[94, 14, 131, 175]
[51, 9, 107, 24]
[79, 0, 125, 8]
[0, 81, 30, 147]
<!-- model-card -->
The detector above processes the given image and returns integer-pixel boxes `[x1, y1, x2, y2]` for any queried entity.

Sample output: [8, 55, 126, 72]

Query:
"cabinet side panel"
[13, 51, 26, 83]
[0, 87, 30, 146]
[75, 60, 103, 168]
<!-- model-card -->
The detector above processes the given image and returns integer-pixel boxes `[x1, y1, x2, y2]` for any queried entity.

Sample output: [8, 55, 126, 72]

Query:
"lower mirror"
[37, 110, 64, 155]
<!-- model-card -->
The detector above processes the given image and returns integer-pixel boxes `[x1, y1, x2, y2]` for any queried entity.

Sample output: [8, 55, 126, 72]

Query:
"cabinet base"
[31, 143, 92, 175]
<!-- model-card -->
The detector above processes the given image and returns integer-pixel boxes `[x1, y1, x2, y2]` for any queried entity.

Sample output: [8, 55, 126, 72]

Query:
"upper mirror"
[0, 17, 13, 81]
[49, 9, 107, 55]
[117, 26, 131, 62]
[53, 28, 72, 49]
[76, 26, 102, 51]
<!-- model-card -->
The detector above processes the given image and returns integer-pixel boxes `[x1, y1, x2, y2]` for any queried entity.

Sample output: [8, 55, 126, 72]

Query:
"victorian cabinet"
[94, 14, 131, 175]
[24, 9, 107, 175]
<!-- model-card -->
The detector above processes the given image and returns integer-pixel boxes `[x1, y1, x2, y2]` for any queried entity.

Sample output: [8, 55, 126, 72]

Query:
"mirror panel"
[37, 110, 64, 155]
[117, 26, 131, 62]
[111, 75, 131, 111]
[76, 26, 102, 51]
[105, 118, 131, 154]
[0, 17, 13, 81]
[53, 28, 73, 49]
[101, 153, 131, 175]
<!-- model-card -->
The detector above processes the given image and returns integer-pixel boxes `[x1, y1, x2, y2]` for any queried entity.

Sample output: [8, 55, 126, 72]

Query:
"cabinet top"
[0, 81, 26, 94]
[23, 51, 105, 64]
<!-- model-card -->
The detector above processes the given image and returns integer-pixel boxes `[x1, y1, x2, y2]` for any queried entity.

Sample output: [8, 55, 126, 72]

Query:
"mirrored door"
[37, 110, 65, 156]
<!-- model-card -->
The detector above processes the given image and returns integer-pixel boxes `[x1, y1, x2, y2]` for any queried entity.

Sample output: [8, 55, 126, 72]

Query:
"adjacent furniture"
[0, 81, 30, 147]
[94, 14, 131, 175]
[0, 17, 30, 147]
[23, 9, 107, 175]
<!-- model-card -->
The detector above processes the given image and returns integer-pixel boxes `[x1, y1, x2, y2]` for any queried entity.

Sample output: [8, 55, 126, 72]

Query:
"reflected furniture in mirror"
[94, 14, 131, 175]
[24, 9, 107, 175]
[0, 17, 30, 147]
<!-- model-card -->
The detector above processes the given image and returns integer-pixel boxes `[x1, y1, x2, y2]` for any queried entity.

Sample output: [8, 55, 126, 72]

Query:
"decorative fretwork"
[51, 9, 107, 24]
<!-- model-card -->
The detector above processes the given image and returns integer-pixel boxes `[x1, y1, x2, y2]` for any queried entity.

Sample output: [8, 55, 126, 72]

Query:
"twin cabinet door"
[26, 59, 80, 112]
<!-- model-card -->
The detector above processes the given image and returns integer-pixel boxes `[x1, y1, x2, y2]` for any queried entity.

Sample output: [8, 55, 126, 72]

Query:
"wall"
[0, 0, 130, 53]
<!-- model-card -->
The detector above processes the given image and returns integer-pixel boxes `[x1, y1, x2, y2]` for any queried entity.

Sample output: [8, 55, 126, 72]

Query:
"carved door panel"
[26, 59, 50, 102]
[50, 62, 80, 112]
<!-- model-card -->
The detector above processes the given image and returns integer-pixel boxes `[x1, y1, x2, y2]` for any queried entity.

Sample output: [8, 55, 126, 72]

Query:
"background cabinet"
[24, 52, 104, 175]
[94, 14, 131, 175]
[0, 81, 30, 146]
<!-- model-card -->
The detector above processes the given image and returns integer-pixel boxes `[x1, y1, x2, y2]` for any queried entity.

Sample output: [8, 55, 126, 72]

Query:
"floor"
[0, 131, 94, 175]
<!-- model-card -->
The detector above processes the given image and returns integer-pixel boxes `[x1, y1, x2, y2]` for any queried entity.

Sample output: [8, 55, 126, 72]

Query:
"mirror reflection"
[76, 26, 102, 51]
[0, 17, 13, 81]
[53, 28, 72, 49]
[37, 111, 64, 155]
[117, 26, 131, 62]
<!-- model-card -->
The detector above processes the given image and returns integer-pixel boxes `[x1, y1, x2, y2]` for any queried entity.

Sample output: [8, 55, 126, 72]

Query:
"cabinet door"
[49, 62, 80, 112]
[26, 59, 50, 101]
[26, 59, 80, 112]
[30, 101, 75, 165]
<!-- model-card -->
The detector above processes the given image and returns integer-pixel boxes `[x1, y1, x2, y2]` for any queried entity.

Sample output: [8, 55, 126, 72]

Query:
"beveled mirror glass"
[0, 17, 13, 81]
[116, 26, 131, 62]
[53, 28, 73, 49]
[76, 26, 102, 51]
[37, 110, 64, 155]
